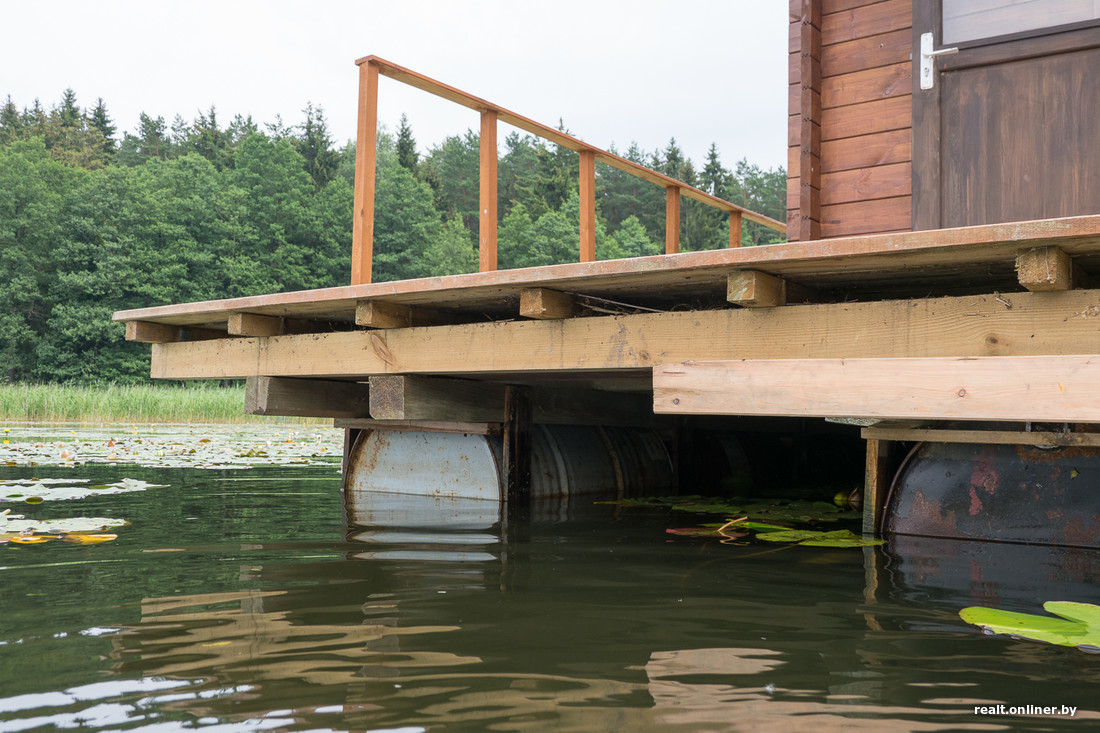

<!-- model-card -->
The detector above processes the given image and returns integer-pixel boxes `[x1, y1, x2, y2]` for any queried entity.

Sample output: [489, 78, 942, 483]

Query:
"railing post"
[729, 211, 743, 248]
[579, 150, 596, 262]
[480, 110, 498, 272]
[351, 59, 379, 286]
[665, 186, 681, 254]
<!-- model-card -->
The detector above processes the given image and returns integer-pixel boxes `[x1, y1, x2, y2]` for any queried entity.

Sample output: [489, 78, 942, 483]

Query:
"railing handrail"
[351, 54, 787, 285]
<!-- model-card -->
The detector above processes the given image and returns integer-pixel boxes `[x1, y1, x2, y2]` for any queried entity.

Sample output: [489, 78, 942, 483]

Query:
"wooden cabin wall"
[788, 0, 913, 240]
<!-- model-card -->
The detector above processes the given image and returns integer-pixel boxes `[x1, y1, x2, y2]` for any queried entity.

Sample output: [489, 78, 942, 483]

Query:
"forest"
[0, 90, 786, 384]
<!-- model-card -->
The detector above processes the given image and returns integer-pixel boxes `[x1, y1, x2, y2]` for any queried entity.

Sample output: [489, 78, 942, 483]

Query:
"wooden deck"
[117, 215, 1100, 329]
[115, 216, 1100, 389]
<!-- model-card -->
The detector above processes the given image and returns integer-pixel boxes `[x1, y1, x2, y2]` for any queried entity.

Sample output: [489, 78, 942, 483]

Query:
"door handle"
[920, 32, 959, 90]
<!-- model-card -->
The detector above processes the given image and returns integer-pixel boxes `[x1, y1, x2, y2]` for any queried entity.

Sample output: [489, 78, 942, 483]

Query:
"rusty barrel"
[884, 441, 1100, 548]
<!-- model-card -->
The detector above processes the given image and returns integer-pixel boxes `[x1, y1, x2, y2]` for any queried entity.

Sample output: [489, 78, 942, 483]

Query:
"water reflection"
[74, 489, 1097, 730]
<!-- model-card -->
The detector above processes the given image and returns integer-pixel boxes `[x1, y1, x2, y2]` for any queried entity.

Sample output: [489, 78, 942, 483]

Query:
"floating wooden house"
[115, 1, 1100, 546]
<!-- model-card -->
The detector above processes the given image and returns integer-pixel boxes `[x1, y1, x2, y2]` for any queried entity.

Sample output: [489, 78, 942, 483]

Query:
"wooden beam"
[861, 426, 1100, 448]
[579, 150, 596, 262]
[228, 313, 283, 337]
[729, 211, 743, 248]
[727, 270, 787, 307]
[352, 59, 379, 286]
[653, 355, 1100, 423]
[335, 419, 499, 435]
[520, 288, 576, 320]
[126, 321, 180, 343]
[503, 384, 533, 508]
[362, 375, 656, 426]
[862, 439, 891, 536]
[665, 186, 681, 254]
[1016, 246, 1073, 291]
[150, 290, 1100, 381]
[369, 375, 505, 422]
[244, 376, 371, 418]
[480, 109, 498, 272]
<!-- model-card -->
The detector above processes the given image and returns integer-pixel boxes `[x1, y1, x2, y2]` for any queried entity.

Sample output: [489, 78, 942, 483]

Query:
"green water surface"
[1, 425, 1098, 732]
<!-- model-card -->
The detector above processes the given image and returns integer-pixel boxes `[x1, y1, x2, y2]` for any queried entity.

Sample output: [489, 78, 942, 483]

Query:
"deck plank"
[114, 215, 1100, 329]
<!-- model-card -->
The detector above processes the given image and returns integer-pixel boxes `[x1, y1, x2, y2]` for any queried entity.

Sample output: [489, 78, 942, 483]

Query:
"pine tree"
[396, 113, 419, 172]
[57, 88, 82, 130]
[0, 96, 23, 144]
[89, 98, 116, 154]
[294, 103, 338, 188]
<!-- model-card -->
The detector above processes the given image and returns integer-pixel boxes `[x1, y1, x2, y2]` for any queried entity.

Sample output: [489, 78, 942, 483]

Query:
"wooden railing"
[351, 55, 787, 285]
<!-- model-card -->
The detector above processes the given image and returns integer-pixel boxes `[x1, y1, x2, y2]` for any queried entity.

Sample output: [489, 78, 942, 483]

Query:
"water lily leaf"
[0, 478, 167, 502]
[726, 521, 791, 533]
[753, 528, 883, 548]
[799, 535, 884, 548]
[755, 529, 827, 543]
[62, 533, 118, 544]
[9, 536, 55, 545]
[959, 602, 1100, 650]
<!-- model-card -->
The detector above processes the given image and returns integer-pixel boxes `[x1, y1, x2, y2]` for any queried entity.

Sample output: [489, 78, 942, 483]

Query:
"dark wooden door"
[913, 2, 1100, 230]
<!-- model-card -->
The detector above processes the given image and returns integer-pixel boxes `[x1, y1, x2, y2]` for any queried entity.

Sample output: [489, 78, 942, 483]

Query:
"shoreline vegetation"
[0, 383, 324, 424]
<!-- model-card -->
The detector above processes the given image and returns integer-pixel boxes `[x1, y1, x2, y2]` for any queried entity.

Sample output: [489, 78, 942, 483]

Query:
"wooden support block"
[245, 376, 371, 418]
[125, 321, 181, 343]
[504, 384, 533, 509]
[653, 355, 1100, 423]
[862, 439, 891, 536]
[727, 270, 787, 307]
[520, 288, 577, 320]
[228, 313, 284, 337]
[355, 301, 459, 329]
[1016, 246, 1073, 291]
[368, 375, 506, 422]
[335, 419, 499, 435]
[356, 301, 413, 329]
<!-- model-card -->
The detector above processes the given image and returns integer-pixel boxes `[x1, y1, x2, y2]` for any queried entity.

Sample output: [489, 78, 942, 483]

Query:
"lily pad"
[754, 528, 884, 548]
[959, 601, 1100, 651]
[0, 478, 167, 502]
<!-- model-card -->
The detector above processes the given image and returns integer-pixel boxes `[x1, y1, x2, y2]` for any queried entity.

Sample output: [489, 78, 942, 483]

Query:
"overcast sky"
[3, 1, 788, 170]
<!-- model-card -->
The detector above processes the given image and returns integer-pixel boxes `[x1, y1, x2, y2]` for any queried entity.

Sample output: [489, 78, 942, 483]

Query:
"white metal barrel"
[344, 425, 673, 502]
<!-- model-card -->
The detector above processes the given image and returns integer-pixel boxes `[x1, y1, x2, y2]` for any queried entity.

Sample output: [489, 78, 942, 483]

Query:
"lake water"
[1, 424, 1098, 732]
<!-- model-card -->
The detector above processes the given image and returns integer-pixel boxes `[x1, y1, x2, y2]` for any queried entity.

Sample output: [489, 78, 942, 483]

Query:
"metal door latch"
[920, 32, 959, 90]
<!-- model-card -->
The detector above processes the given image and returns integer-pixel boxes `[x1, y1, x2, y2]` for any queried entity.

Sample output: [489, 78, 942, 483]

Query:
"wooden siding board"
[822, 0, 911, 45]
[821, 162, 911, 205]
[822, 196, 912, 237]
[822, 29, 912, 77]
[821, 128, 911, 172]
[822, 63, 911, 109]
[821, 95, 912, 141]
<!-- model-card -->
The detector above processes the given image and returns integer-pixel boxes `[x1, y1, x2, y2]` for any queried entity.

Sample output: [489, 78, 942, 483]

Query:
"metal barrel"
[884, 441, 1100, 548]
[344, 425, 674, 503]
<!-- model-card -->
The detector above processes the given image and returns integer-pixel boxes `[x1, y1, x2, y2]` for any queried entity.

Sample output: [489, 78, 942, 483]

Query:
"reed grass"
[0, 383, 324, 424]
